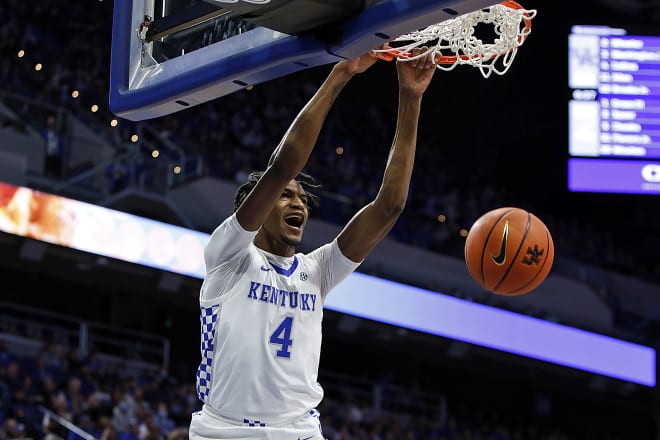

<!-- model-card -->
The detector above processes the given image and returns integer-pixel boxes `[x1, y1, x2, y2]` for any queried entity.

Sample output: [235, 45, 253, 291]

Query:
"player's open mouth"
[284, 213, 304, 230]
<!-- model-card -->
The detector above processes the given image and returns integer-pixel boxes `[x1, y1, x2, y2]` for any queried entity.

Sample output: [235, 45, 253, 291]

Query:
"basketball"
[464, 207, 554, 296]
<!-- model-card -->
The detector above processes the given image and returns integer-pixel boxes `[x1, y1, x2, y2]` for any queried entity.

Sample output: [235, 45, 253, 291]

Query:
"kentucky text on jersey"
[247, 281, 317, 311]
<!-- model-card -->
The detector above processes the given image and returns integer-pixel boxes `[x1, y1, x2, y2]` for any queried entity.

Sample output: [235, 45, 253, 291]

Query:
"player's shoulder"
[207, 214, 255, 246]
[297, 241, 337, 263]
[204, 214, 258, 270]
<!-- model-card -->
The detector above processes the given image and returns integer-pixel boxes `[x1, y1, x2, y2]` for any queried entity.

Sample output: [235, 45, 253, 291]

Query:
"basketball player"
[189, 47, 436, 440]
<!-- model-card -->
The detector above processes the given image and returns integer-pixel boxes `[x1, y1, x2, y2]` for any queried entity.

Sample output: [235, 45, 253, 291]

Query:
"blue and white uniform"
[189, 213, 360, 439]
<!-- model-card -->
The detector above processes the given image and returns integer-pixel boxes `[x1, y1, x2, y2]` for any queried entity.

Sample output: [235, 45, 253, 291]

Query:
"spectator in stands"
[99, 423, 118, 440]
[3, 362, 22, 401]
[40, 339, 66, 372]
[0, 417, 25, 439]
[30, 353, 54, 387]
[112, 389, 137, 435]
[65, 377, 85, 416]
[117, 417, 140, 440]
[43, 114, 63, 178]
[0, 340, 15, 369]
[152, 402, 175, 436]
[106, 149, 132, 194]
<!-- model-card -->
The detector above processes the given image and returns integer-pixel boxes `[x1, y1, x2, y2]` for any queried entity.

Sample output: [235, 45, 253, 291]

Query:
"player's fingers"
[409, 47, 422, 68]
[424, 49, 435, 69]
[416, 46, 431, 69]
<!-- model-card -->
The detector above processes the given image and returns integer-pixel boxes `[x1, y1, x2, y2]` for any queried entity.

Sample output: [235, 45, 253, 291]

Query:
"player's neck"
[253, 233, 296, 257]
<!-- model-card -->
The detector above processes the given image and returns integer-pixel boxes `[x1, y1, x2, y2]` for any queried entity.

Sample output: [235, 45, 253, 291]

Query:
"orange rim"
[374, 0, 533, 65]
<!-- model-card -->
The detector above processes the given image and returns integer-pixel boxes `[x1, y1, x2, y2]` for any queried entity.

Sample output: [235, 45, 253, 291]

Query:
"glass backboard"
[109, 0, 499, 121]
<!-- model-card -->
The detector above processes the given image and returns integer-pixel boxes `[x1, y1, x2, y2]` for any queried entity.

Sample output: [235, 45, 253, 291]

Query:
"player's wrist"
[332, 61, 358, 79]
[398, 87, 425, 99]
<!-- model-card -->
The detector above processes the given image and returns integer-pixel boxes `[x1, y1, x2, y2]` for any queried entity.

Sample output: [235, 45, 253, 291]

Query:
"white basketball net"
[372, 2, 536, 78]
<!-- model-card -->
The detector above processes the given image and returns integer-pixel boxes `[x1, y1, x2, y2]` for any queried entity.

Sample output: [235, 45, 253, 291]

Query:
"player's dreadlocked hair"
[233, 171, 321, 212]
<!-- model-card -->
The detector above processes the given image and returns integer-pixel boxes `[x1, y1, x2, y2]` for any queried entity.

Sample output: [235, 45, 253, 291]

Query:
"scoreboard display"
[568, 25, 660, 194]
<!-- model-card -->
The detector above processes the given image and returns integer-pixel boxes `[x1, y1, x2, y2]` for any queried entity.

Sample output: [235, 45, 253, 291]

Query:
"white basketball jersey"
[195, 213, 360, 426]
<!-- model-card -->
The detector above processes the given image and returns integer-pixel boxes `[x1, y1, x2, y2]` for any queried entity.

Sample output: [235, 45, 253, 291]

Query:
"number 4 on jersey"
[269, 316, 293, 358]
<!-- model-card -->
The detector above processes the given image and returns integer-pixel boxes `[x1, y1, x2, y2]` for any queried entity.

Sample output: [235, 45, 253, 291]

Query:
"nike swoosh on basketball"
[490, 220, 509, 266]
[260, 265, 271, 271]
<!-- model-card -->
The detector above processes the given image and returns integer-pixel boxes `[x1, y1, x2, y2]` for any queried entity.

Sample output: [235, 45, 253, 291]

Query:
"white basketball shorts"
[189, 407, 324, 440]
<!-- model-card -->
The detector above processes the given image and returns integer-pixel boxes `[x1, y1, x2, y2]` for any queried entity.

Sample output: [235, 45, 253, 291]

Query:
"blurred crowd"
[0, 337, 195, 440]
[1, 333, 653, 440]
[2, 0, 659, 284]
[0, 341, 199, 440]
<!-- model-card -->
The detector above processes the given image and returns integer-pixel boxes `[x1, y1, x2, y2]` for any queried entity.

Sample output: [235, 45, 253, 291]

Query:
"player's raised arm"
[235, 52, 378, 232]
[337, 49, 436, 262]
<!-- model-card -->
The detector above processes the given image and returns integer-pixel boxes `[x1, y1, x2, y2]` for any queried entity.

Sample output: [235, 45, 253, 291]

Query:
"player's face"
[262, 180, 309, 252]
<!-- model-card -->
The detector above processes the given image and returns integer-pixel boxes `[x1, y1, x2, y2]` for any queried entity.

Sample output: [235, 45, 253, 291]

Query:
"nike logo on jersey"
[490, 220, 509, 266]
[260, 265, 271, 271]
[298, 436, 314, 440]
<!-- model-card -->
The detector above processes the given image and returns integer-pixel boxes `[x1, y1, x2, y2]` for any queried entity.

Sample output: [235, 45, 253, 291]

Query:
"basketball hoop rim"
[374, 0, 534, 65]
